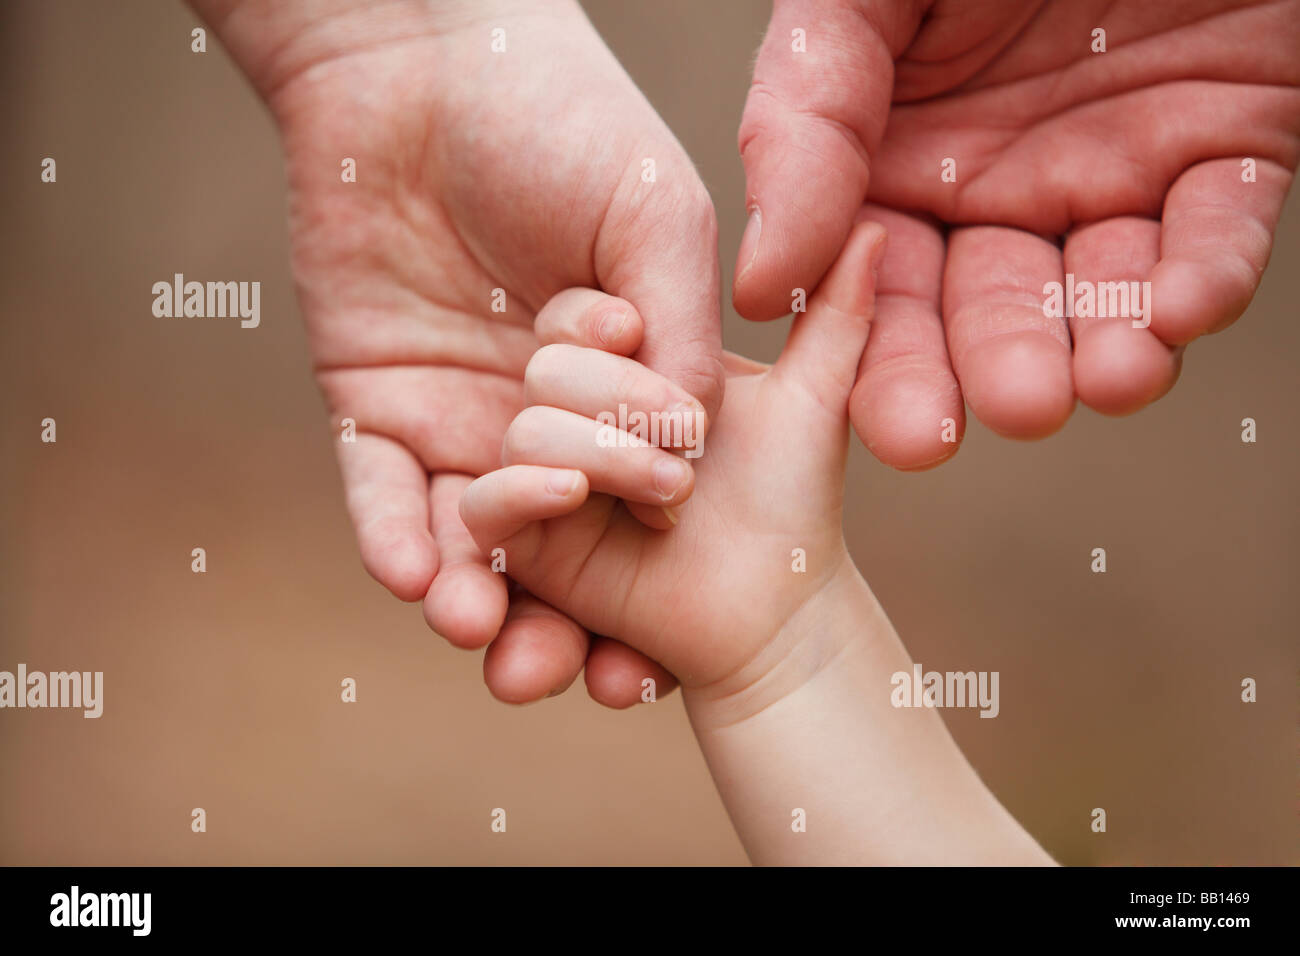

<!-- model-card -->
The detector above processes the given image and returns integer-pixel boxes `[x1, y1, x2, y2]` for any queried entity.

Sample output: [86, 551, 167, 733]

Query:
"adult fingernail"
[597, 310, 627, 346]
[661, 505, 680, 526]
[547, 470, 580, 496]
[737, 206, 762, 278]
[654, 457, 690, 501]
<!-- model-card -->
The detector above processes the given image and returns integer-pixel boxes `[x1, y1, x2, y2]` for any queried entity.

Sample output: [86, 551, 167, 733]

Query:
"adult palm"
[225, 3, 724, 703]
[735, 0, 1299, 467]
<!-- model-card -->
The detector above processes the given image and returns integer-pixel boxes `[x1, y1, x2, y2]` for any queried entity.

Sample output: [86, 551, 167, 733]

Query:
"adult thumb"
[733, 0, 907, 322]
[595, 168, 726, 421]
[773, 219, 886, 414]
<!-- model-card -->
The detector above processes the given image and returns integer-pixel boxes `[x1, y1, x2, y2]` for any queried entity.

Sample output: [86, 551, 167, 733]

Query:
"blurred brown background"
[1, 0, 1295, 865]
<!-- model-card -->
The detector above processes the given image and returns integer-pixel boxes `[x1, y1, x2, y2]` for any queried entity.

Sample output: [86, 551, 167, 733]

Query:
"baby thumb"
[772, 219, 887, 415]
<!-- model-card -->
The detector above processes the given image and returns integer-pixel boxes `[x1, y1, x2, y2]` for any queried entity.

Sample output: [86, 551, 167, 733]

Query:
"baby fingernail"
[597, 310, 627, 346]
[661, 505, 680, 526]
[547, 470, 580, 496]
[654, 457, 690, 501]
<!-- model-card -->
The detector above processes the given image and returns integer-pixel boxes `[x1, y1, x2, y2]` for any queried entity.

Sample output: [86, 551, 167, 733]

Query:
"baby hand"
[460, 221, 887, 698]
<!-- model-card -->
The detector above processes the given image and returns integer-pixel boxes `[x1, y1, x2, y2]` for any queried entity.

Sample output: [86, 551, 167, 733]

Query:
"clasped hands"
[194, 0, 1299, 711]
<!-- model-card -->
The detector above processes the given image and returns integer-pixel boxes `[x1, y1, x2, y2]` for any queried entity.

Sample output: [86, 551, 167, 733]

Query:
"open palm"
[736, 0, 1299, 468]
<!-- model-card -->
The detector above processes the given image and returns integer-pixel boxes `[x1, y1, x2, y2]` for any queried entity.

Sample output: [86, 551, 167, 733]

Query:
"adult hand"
[735, 0, 1299, 468]
[194, 0, 723, 704]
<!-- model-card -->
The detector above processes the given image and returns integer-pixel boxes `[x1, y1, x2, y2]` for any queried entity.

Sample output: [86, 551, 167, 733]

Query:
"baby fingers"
[502, 406, 696, 507]
[534, 288, 645, 356]
[524, 343, 708, 452]
[460, 465, 589, 551]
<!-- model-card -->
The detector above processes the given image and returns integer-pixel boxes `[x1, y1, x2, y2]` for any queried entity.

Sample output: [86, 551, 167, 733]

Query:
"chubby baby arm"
[461, 221, 1053, 864]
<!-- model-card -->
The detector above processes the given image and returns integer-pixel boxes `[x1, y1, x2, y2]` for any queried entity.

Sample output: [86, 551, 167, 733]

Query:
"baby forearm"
[683, 562, 1053, 866]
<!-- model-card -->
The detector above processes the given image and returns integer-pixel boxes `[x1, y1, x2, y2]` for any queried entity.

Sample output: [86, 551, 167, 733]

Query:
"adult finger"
[733, 0, 919, 320]
[849, 206, 964, 470]
[333, 430, 437, 602]
[1147, 157, 1294, 345]
[942, 226, 1074, 439]
[1063, 216, 1181, 415]
[483, 594, 592, 704]
[584, 637, 678, 709]
[423, 473, 510, 650]
[595, 165, 725, 418]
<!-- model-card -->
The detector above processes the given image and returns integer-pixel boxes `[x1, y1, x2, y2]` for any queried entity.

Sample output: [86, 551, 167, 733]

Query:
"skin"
[736, 0, 1300, 468]
[461, 222, 1054, 863]
[191, 0, 723, 705]
[193, 0, 1299, 707]
[459, 226, 894, 689]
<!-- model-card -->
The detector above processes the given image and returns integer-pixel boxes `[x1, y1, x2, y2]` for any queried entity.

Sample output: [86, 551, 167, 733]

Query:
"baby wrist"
[683, 556, 879, 731]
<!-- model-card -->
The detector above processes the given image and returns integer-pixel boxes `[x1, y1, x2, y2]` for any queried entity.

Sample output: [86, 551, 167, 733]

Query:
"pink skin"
[194, 0, 1298, 706]
[195, 1, 724, 705]
[736, 0, 1300, 467]
[458, 222, 889, 695]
